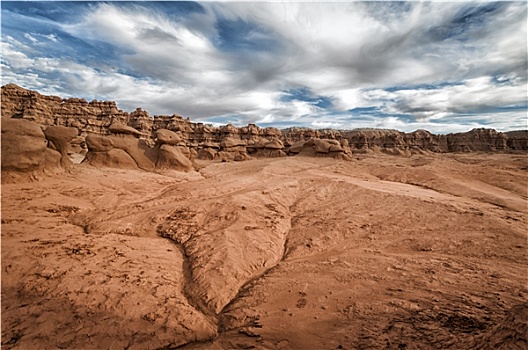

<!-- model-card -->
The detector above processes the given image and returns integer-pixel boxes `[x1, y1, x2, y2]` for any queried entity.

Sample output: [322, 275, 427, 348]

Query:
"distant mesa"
[1, 83, 527, 181]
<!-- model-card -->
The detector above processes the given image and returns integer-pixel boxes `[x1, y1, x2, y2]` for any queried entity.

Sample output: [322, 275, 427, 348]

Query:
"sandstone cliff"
[2, 84, 526, 167]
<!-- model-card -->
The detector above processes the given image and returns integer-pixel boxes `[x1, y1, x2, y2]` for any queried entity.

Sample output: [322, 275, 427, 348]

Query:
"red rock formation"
[282, 127, 321, 144]
[1, 118, 75, 182]
[289, 138, 352, 160]
[248, 138, 287, 158]
[505, 130, 528, 150]
[154, 129, 194, 172]
[43, 126, 79, 169]
[2, 84, 526, 162]
[128, 108, 153, 135]
[217, 137, 251, 161]
[404, 129, 446, 153]
[446, 128, 508, 152]
[83, 127, 195, 172]
[1, 84, 128, 137]
[1, 117, 50, 173]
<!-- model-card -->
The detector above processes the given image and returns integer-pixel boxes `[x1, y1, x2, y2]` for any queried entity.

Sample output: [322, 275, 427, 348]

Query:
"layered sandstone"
[505, 130, 528, 150]
[1, 84, 127, 134]
[2, 84, 527, 165]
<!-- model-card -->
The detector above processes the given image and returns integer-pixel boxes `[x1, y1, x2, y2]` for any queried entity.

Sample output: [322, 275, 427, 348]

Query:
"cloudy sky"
[1, 1, 527, 133]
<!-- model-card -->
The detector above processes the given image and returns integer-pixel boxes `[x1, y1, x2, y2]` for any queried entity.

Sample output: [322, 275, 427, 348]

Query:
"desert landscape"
[3, 1, 527, 348]
[1, 85, 527, 349]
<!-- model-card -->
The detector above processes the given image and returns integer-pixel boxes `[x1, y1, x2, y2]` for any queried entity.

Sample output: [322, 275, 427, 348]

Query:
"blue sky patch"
[349, 107, 415, 123]
[384, 82, 462, 92]
[428, 2, 504, 42]
[214, 18, 278, 53]
[281, 87, 333, 109]
[1, 1, 91, 24]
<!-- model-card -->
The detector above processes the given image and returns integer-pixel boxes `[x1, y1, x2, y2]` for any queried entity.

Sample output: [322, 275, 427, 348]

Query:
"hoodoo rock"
[314, 139, 335, 154]
[108, 123, 143, 136]
[156, 129, 183, 146]
[264, 139, 284, 150]
[82, 127, 196, 173]
[1, 83, 527, 172]
[220, 137, 246, 148]
[128, 108, 154, 135]
[1, 118, 76, 182]
[295, 138, 352, 160]
[1, 118, 49, 173]
[83, 126, 155, 171]
[196, 141, 220, 160]
[155, 129, 194, 172]
[43, 126, 79, 168]
[218, 137, 251, 161]
[156, 145, 194, 172]
[287, 140, 307, 155]
[247, 138, 287, 158]
[83, 134, 141, 170]
[84, 134, 115, 152]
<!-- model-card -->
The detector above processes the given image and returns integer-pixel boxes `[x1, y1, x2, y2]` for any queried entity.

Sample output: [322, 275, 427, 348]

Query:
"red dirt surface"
[2, 153, 527, 349]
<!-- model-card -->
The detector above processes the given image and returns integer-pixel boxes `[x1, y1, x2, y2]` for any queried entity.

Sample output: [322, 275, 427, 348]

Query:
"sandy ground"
[2, 153, 527, 349]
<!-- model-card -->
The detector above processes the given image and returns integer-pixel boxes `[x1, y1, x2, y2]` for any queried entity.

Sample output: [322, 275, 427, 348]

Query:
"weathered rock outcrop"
[404, 129, 445, 153]
[2, 84, 527, 165]
[196, 141, 220, 160]
[1, 84, 127, 136]
[128, 108, 154, 135]
[504, 131, 528, 151]
[154, 129, 194, 172]
[43, 126, 79, 169]
[1, 118, 76, 182]
[337, 128, 528, 153]
[342, 129, 417, 154]
[281, 127, 321, 144]
[290, 138, 352, 160]
[1, 118, 50, 173]
[217, 137, 251, 161]
[83, 127, 195, 172]
[1, 85, 304, 153]
[247, 138, 287, 158]
[446, 128, 508, 152]
[84, 134, 145, 170]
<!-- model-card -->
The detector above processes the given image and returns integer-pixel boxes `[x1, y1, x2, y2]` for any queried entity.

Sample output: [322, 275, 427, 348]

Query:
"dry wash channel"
[2, 154, 527, 349]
